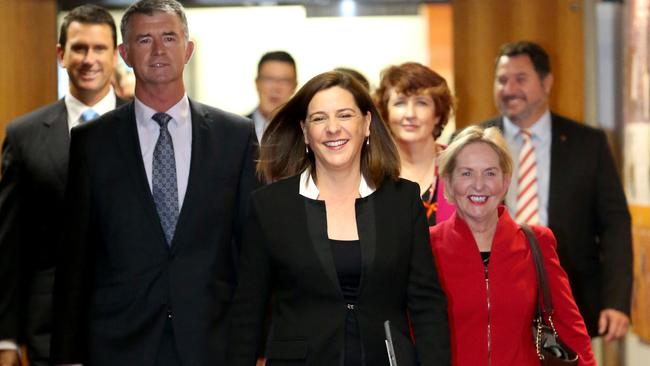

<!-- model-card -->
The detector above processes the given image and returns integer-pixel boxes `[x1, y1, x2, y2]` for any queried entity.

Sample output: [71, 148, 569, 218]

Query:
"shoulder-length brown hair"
[374, 62, 455, 139]
[259, 71, 400, 188]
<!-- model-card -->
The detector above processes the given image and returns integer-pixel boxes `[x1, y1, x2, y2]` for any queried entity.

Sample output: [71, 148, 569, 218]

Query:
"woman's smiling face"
[301, 86, 370, 175]
[446, 142, 511, 227]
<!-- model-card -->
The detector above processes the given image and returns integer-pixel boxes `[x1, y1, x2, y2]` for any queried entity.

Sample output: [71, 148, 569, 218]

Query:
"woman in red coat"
[429, 126, 595, 365]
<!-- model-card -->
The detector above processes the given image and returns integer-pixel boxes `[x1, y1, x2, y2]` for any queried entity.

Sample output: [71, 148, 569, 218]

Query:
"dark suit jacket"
[227, 175, 450, 366]
[0, 97, 125, 364]
[480, 114, 632, 336]
[50, 100, 257, 365]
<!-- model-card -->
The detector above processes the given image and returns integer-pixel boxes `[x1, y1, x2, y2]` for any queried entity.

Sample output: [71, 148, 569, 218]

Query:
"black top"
[480, 251, 491, 266]
[330, 239, 362, 304]
[421, 183, 439, 226]
[480, 251, 491, 279]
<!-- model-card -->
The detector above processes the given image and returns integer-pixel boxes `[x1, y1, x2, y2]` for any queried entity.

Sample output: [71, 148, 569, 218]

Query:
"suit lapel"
[114, 102, 168, 248]
[42, 100, 70, 186]
[302, 181, 379, 299]
[548, 114, 569, 228]
[45, 95, 127, 187]
[355, 195, 376, 298]
[304, 197, 342, 295]
[170, 100, 210, 253]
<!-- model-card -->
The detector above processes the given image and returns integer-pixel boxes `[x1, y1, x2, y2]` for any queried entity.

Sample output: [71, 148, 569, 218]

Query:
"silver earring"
[305, 144, 309, 154]
[366, 136, 370, 146]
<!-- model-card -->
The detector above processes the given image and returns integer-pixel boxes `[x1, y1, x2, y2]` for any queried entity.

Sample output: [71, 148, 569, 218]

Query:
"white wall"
[187, 5, 427, 115]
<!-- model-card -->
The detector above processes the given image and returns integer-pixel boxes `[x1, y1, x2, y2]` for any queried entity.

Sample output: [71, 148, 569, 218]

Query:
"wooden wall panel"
[452, 0, 584, 128]
[425, 4, 453, 83]
[0, 0, 58, 145]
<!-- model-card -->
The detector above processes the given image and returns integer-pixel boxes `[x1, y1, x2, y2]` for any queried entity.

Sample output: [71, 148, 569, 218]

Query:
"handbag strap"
[521, 224, 554, 317]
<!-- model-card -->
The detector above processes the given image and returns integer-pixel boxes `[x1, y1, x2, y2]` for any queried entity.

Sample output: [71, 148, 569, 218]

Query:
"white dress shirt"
[503, 110, 552, 226]
[134, 95, 192, 209]
[251, 108, 268, 143]
[65, 88, 117, 131]
[299, 169, 375, 199]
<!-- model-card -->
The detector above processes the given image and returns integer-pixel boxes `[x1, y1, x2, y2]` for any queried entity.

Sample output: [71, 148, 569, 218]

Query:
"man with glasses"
[247, 51, 297, 142]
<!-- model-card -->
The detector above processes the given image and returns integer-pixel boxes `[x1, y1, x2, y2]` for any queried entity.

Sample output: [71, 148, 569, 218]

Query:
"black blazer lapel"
[302, 183, 379, 300]
[547, 114, 570, 229]
[171, 101, 210, 253]
[113, 102, 168, 248]
[304, 197, 342, 296]
[42, 100, 70, 186]
[355, 195, 376, 297]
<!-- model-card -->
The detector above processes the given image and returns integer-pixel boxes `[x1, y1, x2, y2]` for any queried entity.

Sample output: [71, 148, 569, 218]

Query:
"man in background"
[247, 50, 297, 142]
[480, 40, 632, 341]
[112, 64, 136, 100]
[0, 5, 122, 366]
[51, 0, 256, 365]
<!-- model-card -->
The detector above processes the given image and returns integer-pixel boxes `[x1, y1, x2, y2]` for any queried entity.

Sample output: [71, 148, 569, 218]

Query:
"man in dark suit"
[50, 1, 257, 365]
[480, 41, 632, 341]
[246, 51, 297, 142]
[0, 5, 123, 366]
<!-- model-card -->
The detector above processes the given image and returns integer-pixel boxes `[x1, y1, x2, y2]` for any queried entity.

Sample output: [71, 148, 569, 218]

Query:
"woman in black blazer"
[227, 71, 450, 366]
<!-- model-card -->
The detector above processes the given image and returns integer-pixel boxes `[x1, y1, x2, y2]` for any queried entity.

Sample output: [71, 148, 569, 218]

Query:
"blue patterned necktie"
[151, 112, 179, 246]
[80, 108, 99, 123]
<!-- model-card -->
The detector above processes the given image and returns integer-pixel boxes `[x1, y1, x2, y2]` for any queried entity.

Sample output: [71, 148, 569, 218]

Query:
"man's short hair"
[257, 51, 296, 76]
[59, 4, 117, 50]
[121, 0, 189, 43]
[495, 41, 551, 80]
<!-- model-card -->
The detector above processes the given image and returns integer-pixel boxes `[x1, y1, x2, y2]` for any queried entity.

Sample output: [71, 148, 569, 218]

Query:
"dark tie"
[80, 108, 99, 123]
[151, 112, 179, 246]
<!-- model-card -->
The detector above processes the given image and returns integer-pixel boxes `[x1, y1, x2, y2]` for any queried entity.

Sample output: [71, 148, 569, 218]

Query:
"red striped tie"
[515, 129, 540, 225]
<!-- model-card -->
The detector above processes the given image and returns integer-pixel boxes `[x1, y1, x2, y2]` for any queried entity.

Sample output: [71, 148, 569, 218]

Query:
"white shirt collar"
[64, 87, 117, 130]
[134, 94, 190, 129]
[298, 168, 375, 200]
[251, 108, 269, 142]
[503, 109, 552, 143]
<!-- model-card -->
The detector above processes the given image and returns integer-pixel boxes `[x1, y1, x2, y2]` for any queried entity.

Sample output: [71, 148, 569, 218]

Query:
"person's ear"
[301, 121, 308, 145]
[185, 40, 195, 63]
[56, 44, 65, 68]
[443, 175, 455, 202]
[118, 44, 132, 67]
[542, 73, 553, 95]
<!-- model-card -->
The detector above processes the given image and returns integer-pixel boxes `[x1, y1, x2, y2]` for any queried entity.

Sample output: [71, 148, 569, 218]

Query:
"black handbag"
[521, 225, 579, 366]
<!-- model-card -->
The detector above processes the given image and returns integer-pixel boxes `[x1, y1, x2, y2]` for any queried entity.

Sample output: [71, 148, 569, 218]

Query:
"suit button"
[167, 310, 174, 319]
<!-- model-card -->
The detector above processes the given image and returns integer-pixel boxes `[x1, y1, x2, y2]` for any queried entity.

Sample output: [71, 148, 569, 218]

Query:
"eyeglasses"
[257, 75, 295, 86]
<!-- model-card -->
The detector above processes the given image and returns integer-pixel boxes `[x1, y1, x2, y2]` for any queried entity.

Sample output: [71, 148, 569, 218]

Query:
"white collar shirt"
[64, 88, 117, 131]
[134, 94, 192, 208]
[503, 110, 552, 226]
[299, 168, 375, 199]
[251, 108, 268, 144]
